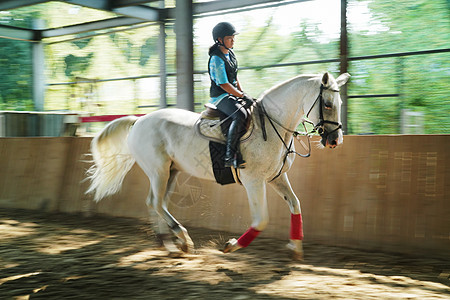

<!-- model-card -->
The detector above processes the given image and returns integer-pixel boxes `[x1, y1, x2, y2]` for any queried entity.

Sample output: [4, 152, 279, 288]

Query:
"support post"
[32, 19, 45, 111]
[339, 0, 349, 134]
[159, 0, 167, 109]
[175, 0, 194, 111]
[397, 57, 404, 134]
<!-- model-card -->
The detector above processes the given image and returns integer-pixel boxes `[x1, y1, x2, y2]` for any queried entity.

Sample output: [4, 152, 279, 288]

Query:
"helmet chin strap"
[216, 40, 232, 50]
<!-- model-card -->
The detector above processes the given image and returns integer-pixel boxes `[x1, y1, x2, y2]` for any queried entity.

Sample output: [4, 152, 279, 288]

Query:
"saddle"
[195, 102, 254, 185]
[195, 103, 254, 144]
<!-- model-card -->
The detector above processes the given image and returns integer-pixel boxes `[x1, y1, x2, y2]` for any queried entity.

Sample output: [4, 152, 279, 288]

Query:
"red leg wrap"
[290, 213, 304, 240]
[237, 227, 261, 247]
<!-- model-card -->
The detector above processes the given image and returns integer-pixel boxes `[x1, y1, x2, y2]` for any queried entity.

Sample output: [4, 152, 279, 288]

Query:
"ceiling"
[0, 0, 307, 42]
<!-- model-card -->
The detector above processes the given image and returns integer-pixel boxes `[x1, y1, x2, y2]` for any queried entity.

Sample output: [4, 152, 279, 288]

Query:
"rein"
[257, 102, 311, 182]
[257, 83, 341, 182]
[258, 102, 311, 157]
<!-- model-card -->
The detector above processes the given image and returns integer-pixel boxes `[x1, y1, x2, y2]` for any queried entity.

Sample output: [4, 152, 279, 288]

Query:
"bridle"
[257, 83, 342, 181]
[304, 84, 342, 142]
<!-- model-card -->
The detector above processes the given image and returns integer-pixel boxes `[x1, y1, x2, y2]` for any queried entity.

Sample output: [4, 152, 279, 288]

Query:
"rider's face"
[220, 35, 235, 49]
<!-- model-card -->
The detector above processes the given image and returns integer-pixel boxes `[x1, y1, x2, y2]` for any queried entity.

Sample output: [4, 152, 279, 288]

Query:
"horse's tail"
[86, 115, 139, 202]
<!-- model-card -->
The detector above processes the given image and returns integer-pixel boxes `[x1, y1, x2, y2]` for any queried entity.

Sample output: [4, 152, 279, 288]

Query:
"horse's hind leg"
[163, 170, 194, 253]
[147, 168, 193, 255]
[147, 191, 179, 255]
[269, 173, 304, 260]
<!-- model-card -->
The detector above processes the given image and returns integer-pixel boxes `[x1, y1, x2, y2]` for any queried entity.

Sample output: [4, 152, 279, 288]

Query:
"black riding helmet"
[212, 22, 239, 43]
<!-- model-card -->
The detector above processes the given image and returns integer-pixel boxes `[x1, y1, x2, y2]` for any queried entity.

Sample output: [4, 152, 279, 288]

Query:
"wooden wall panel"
[0, 138, 69, 210]
[0, 135, 448, 258]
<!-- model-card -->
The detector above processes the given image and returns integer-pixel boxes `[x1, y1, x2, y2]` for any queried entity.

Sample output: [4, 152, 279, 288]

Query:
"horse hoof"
[167, 250, 184, 258]
[223, 242, 233, 253]
[175, 236, 194, 254]
[291, 251, 304, 261]
[223, 238, 238, 253]
[286, 240, 304, 261]
[178, 241, 194, 253]
[160, 238, 182, 256]
[173, 226, 194, 253]
[156, 233, 171, 249]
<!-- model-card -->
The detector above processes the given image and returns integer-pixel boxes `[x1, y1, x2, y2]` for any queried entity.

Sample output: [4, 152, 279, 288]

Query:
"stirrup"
[236, 152, 246, 169]
[224, 156, 246, 169]
[236, 160, 246, 169]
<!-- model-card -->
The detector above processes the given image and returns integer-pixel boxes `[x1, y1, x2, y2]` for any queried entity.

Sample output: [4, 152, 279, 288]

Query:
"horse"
[86, 72, 350, 259]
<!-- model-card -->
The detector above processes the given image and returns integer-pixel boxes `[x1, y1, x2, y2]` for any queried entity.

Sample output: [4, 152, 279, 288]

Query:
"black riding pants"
[216, 96, 247, 127]
[216, 96, 248, 157]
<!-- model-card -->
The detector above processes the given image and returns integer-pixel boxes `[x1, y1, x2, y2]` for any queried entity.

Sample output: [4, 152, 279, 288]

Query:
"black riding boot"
[224, 120, 246, 169]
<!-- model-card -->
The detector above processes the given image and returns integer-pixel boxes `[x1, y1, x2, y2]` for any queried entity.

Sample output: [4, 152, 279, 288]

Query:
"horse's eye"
[324, 103, 332, 110]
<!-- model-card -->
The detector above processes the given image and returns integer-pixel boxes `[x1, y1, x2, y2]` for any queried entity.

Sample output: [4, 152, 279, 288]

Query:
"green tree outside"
[0, 0, 448, 134]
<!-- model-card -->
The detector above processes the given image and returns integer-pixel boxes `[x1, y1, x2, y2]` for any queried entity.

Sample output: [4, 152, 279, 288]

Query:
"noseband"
[305, 84, 342, 141]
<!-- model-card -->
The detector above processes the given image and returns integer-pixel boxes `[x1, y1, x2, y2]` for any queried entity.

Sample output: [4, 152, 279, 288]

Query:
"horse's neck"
[261, 75, 318, 131]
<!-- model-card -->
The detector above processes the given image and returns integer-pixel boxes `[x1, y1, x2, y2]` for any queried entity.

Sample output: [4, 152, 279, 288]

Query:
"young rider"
[208, 22, 254, 169]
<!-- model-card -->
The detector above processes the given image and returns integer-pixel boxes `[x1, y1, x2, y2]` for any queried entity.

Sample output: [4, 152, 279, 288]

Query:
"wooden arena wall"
[0, 135, 448, 258]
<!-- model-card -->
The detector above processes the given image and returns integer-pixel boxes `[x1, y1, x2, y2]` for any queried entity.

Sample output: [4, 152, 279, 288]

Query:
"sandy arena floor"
[0, 208, 449, 299]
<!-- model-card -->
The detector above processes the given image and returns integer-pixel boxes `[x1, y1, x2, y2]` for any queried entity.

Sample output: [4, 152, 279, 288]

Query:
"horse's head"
[311, 72, 350, 149]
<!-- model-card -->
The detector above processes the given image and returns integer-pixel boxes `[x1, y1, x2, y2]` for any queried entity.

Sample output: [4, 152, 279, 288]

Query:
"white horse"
[86, 72, 350, 259]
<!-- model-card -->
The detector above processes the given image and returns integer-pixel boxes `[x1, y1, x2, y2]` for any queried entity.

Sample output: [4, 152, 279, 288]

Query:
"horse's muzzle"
[322, 129, 343, 148]
[326, 138, 338, 148]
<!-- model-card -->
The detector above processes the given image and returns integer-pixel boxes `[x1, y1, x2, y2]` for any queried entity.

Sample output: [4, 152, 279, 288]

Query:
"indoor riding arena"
[1, 0, 449, 299]
[0, 135, 449, 299]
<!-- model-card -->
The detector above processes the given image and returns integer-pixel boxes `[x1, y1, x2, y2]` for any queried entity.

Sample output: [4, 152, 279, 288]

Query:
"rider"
[208, 22, 254, 169]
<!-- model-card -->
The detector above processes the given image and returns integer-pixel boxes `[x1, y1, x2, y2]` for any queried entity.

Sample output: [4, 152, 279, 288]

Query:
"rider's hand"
[241, 93, 255, 109]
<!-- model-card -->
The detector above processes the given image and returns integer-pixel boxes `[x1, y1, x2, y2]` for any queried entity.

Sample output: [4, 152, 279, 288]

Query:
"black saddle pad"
[209, 141, 236, 185]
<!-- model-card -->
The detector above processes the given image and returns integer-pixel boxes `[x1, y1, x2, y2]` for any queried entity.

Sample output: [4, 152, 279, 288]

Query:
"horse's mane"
[258, 74, 320, 100]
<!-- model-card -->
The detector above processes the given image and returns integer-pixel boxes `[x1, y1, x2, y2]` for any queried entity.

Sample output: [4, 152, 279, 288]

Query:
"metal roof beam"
[165, 0, 309, 19]
[62, 0, 111, 11]
[0, 0, 50, 11]
[113, 5, 159, 21]
[194, 0, 288, 14]
[113, 0, 159, 7]
[0, 24, 35, 41]
[42, 16, 148, 38]
[62, 0, 160, 21]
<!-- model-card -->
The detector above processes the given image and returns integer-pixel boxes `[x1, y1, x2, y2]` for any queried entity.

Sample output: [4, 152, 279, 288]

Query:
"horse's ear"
[336, 73, 351, 87]
[322, 72, 330, 86]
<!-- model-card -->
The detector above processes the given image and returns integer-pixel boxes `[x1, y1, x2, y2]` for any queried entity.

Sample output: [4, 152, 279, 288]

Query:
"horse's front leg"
[223, 180, 268, 253]
[270, 173, 304, 260]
